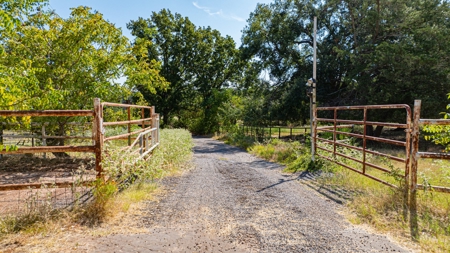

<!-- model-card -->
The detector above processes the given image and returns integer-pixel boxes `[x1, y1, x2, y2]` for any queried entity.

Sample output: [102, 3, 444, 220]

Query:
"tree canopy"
[1, 5, 166, 111]
[128, 9, 242, 133]
[240, 0, 450, 126]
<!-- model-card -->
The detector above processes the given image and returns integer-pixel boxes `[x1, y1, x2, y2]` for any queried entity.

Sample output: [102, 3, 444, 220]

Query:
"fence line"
[240, 125, 310, 140]
[0, 98, 160, 191]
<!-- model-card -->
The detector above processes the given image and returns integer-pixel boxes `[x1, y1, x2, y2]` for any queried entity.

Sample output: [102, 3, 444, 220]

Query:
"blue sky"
[47, 0, 273, 46]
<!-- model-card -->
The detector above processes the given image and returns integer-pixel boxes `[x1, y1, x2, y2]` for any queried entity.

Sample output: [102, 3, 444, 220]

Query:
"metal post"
[42, 124, 47, 159]
[362, 108, 368, 174]
[410, 100, 421, 239]
[311, 16, 317, 162]
[333, 109, 337, 157]
[0, 124, 3, 159]
[157, 114, 160, 144]
[127, 107, 131, 146]
[94, 98, 104, 179]
[141, 108, 145, 152]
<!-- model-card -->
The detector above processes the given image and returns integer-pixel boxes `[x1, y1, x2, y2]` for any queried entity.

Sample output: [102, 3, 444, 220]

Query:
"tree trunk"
[374, 125, 383, 137]
[365, 125, 374, 136]
[365, 125, 383, 137]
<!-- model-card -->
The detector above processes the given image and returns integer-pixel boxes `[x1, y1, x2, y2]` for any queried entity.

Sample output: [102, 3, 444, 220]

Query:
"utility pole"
[311, 16, 317, 162]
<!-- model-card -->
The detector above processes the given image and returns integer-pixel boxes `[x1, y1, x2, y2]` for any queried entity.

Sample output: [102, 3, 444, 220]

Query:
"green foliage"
[250, 138, 299, 164]
[102, 129, 193, 184]
[424, 94, 450, 151]
[128, 10, 242, 134]
[222, 130, 256, 150]
[241, 0, 450, 126]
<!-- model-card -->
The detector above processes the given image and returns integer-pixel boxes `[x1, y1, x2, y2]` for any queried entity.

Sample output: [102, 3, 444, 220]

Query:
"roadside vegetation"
[0, 129, 193, 241]
[219, 131, 450, 253]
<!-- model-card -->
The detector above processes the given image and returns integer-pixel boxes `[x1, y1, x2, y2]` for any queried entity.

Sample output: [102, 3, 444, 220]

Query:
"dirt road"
[81, 137, 411, 252]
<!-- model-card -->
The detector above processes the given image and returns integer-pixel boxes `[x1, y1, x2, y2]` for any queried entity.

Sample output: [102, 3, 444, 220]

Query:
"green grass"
[0, 128, 194, 236]
[222, 132, 450, 253]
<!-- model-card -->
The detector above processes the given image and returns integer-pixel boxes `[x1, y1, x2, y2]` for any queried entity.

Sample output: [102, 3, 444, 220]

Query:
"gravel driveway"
[84, 137, 411, 252]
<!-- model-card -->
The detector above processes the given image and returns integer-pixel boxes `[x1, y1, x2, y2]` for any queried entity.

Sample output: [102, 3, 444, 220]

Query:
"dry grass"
[0, 129, 194, 252]
[233, 133, 450, 253]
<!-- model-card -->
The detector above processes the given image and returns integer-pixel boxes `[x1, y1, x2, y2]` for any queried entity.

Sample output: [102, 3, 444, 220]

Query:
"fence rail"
[0, 98, 160, 191]
[315, 104, 412, 189]
[240, 125, 310, 140]
[411, 100, 450, 194]
[314, 100, 450, 238]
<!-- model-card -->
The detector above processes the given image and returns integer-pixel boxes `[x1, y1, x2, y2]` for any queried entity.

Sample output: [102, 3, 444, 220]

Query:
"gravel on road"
[81, 137, 412, 252]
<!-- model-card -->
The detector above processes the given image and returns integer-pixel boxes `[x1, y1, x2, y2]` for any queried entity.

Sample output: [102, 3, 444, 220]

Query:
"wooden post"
[278, 127, 281, 139]
[410, 100, 421, 240]
[93, 98, 104, 179]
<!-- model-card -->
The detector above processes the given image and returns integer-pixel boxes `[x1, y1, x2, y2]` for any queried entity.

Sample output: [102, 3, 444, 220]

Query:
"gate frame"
[314, 104, 412, 189]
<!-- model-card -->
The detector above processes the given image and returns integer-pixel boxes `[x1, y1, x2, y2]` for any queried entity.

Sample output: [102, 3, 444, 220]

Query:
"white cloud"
[192, 2, 245, 22]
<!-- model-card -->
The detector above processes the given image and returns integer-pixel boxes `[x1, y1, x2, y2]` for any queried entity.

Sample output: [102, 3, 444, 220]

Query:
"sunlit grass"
[225, 132, 450, 253]
[0, 129, 193, 240]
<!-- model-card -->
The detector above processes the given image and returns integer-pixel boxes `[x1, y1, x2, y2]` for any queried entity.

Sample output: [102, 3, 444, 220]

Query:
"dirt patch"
[0, 155, 96, 214]
[2, 138, 414, 252]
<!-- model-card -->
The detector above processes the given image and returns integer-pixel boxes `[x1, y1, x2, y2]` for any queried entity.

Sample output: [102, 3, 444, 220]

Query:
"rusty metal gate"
[314, 104, 412, 189]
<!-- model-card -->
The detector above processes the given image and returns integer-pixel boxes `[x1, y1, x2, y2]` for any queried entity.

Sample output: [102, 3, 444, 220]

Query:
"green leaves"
[0, 144, 19, 152]
[128, 9, 241, 133]
[1, 4, 166, 113]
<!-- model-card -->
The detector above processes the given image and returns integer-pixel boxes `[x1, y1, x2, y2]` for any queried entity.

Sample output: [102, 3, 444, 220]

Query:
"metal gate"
[314, 104, 412, 189]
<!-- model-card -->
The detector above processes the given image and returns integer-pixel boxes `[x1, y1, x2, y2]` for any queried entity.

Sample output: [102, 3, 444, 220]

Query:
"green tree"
[128, 9, 241, 134]
[0, 0, 47, 110]
[1, 6, 165, 111]
[242, 0, 450, 132]
[241, 0, 351, 126]
[1, 5, 166, 154]
[336, 0, 450, 118]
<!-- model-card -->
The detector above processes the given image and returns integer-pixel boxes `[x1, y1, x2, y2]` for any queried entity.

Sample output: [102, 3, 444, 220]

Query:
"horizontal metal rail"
[316, 118, 408, 128]
[317, 104, 410, 111]
[419, 119, 450, 126]
[0, 110, 94, 117]
[317, 124, 353, 130]
[103, 127, 152, 142]
[416, 184, 450, 193]
[317, 137, 406, 163]
[139, 143, 159, 159]
[128, 128, 158, 150]
[0, 145, 95, 154]
[101, 102, 152, 109]
[103, 118, 151, 126]
[0, 181, 95, 191]
[418, 152, 450, 159]
[316, 128, 407, 147]
[317, 153, 398, 189]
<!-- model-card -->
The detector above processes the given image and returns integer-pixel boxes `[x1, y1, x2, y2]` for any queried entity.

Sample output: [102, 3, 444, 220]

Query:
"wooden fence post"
[93, 98, 104, 179]
[409, 100, 421, 240]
